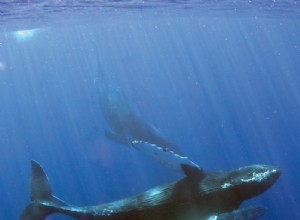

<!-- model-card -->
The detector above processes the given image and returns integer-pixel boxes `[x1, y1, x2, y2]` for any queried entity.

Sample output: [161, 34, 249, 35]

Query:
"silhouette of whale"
[20, 160, 280, 220]
[95, 70, 178, 152]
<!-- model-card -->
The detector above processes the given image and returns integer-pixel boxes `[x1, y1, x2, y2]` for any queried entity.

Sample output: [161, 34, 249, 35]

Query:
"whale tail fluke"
[29, 160, 52, 202]
[20, 160, 68, 220]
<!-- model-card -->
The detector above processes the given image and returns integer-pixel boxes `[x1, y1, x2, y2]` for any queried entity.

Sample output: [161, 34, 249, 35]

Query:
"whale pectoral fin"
[132, 140, 202, 175]
[207, 206, 267, 220]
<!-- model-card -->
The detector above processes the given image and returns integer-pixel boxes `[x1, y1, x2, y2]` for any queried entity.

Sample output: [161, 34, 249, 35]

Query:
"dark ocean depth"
[0, 2, 299, 219]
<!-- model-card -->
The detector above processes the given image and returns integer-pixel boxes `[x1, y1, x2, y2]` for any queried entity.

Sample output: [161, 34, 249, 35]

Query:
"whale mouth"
[269, 168, 281, 184]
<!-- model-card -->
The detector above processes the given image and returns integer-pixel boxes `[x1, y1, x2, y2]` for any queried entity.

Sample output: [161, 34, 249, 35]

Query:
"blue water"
[0, 1, 300, 219]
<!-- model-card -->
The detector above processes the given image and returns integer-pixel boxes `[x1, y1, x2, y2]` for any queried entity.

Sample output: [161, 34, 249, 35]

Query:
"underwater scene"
[0, 1, 299, 219]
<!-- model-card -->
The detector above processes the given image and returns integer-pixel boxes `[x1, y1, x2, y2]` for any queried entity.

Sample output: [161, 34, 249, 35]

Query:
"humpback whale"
[20, 160, 280, 220]
[96, 74, 178, 152]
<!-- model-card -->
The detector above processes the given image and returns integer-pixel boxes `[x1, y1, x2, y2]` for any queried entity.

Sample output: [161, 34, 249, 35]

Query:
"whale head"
[220, 164, 281, 201]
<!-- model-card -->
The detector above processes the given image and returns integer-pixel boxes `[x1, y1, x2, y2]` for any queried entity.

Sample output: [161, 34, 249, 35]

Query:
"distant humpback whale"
[96, 73, 178, 152]
[20, 160, 280, 220]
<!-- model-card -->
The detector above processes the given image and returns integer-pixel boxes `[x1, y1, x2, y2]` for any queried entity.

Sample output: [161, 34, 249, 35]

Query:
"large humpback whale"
[96, 73, 178, 152]
[20, 160, 280, 220]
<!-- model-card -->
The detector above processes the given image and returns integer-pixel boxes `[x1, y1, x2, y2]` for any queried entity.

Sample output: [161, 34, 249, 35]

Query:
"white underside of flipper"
[132, 140, 200, 173]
